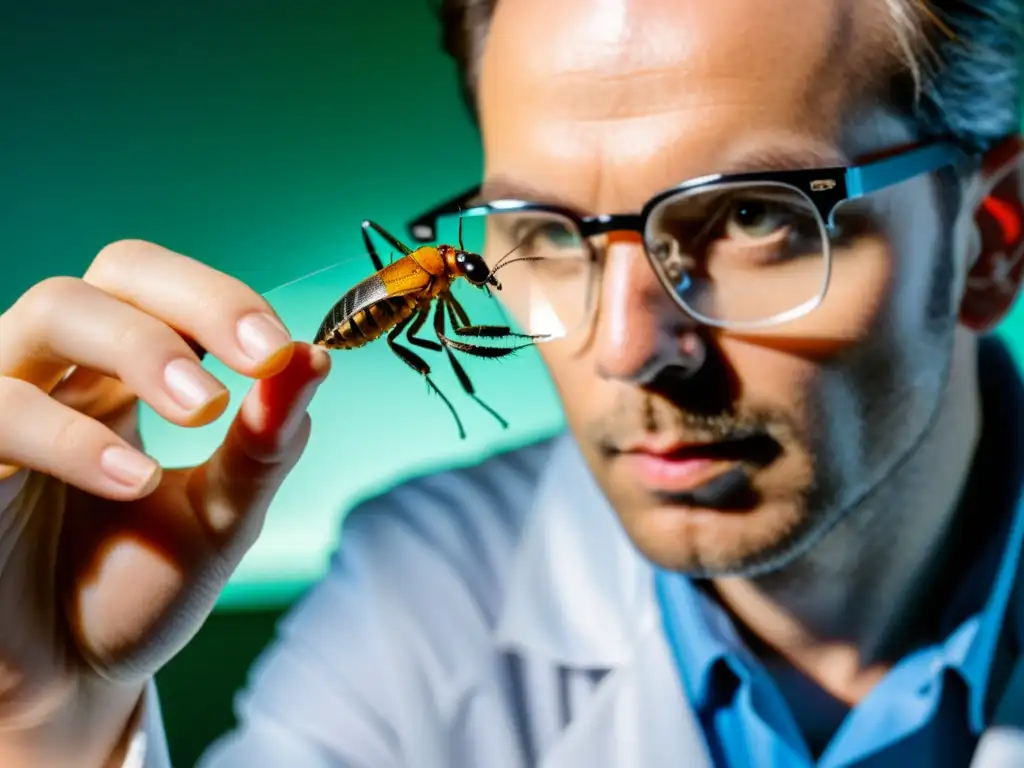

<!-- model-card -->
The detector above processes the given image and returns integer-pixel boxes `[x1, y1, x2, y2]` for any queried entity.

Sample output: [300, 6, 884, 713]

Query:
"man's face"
[477, 0, 967, 576]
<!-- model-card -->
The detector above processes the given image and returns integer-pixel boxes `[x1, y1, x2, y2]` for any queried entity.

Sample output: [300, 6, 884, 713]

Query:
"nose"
[593, 232, 706, 385]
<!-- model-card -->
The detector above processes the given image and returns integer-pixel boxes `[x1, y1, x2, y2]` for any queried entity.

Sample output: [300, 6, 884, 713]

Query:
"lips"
[621, 431, 776, 459]
[613, 433, 779, 495]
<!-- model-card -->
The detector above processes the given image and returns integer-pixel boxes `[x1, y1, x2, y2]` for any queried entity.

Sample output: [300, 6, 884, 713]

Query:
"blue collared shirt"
[655, 338, 1024, 767]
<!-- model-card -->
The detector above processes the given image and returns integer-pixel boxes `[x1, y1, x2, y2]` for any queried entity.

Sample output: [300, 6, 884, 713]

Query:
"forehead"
[477, 0, 898, 209]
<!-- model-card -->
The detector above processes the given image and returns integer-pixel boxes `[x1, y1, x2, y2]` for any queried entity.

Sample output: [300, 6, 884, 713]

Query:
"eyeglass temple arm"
[844, 142, 969, 199]
[407, 185, 482, 243]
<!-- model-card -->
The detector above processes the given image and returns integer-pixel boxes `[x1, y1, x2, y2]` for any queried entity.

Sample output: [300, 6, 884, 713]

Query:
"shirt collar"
[490, 335, 1024, 717]
[658, 335, 1024, 731]
[491, 432, 657, 669]
[954, 334, 1024, 731]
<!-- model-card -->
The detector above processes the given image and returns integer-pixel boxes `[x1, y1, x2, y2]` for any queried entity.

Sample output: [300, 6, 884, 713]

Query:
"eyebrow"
[476, 176, 581, 209]
[476, 144, 850, 210]
[719, 144, 849, 175]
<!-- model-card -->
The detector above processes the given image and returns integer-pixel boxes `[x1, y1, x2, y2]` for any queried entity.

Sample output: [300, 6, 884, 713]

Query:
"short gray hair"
[437, 0, 1023, 153]
[888, 0, 1024, 151]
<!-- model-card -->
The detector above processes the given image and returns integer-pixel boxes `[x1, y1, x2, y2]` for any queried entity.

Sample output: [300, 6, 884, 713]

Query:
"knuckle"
[0, 377, 103, 456]
[0, 376, 30, 417]
[112, 315, 184, 367]
[87, 240, 136, 284]
[48, 403, 94, 454]
[88, 239, 165, 287]
[201, 273, 262, 314]
[91, 239, 151, 273]
[15, 276, 82, 326]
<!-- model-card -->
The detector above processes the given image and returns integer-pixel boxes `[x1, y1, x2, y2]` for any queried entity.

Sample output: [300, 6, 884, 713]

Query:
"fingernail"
[237, 312, 292, 363]
[101, 446, 159, 489]
[164, 358, 226, 411]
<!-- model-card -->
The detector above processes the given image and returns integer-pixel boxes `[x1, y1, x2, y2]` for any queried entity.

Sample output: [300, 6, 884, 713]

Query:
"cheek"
[832, 174, 953, 345]
[740, 235, 895, 352]
[820, 235, 896, 340]
[724, 335, 805, 379]
[886, 184, 954, 330]
[720, 337, 822, 428]
[721, 337, 861, 474]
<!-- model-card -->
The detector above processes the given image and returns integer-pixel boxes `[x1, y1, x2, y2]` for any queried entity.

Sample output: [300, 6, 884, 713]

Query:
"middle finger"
[84, 239, 295, 380]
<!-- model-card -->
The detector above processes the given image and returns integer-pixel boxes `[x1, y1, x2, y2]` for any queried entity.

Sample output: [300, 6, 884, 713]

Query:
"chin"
[613, 490, 812, 578]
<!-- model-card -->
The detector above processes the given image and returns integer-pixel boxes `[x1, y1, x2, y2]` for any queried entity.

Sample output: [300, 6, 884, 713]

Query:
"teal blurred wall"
[0, 0, 566, 610]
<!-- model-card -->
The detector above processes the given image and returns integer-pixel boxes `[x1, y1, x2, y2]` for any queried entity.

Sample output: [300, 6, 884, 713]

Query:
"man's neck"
[711, 330, 986, 706]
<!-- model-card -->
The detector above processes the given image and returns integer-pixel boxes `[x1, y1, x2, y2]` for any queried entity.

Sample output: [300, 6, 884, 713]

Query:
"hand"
[0, 240, 331, 765]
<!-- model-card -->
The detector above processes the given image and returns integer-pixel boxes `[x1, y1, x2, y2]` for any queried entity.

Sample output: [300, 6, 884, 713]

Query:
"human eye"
[723, 196, 796, 241]
[513, 218, 581, 252]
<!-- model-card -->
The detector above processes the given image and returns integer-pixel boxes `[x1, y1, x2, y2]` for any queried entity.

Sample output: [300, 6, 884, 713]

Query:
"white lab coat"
[124, 434, 1024, 767]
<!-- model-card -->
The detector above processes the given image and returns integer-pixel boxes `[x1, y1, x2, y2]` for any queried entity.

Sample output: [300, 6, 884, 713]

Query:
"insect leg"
[405, 304, 443, 352]
[387, 312, 466, 440]
[362, 219, 413, 258]
[360, 221, 385, 272]
[446, 293, 548, 342]
[432, 301, 518, 430]
[446, 293, 470, 327]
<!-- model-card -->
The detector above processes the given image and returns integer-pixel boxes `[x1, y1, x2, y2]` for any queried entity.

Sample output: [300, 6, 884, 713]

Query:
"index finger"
[84, 239, 295, 380]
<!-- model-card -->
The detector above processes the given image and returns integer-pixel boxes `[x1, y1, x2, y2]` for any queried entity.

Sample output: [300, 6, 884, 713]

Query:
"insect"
[312, 217, 548, 439]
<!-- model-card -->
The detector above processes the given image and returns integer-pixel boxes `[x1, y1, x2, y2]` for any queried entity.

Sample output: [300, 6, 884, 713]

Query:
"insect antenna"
[492, 255, 550, 274]
[482, 241, 526, 301]
[491, 241, 526, 272]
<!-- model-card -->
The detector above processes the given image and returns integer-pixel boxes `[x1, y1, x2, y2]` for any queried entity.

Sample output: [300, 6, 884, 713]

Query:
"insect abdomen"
[330, 296, 417, 349]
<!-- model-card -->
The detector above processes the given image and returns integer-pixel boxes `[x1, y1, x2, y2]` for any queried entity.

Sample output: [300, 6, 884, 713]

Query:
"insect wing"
[376, 257, 433, 298]
[313, 259, 431, 344]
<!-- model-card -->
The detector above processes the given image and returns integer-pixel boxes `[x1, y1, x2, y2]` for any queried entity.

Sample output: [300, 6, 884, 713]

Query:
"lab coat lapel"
[492, 435, 713, 767]
[492, 434, 657, 670]
[539, 611, 714, 768]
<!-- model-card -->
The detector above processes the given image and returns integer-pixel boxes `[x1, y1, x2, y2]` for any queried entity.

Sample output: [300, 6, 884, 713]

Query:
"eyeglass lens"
[645, 181, 830, 327]
[432, 180, 832, 338]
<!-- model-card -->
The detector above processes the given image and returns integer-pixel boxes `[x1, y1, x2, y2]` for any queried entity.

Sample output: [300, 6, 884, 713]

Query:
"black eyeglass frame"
[405, 141, 974, 329]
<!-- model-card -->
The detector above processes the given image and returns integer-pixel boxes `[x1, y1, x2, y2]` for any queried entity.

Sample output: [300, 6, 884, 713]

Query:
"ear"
[959, 134, 1024, 333]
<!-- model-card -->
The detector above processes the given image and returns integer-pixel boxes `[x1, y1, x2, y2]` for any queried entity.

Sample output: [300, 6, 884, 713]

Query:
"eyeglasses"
[405, 142, 973, 344]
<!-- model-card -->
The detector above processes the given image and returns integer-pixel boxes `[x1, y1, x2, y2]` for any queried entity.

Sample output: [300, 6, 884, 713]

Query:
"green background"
[2, 4, 563, 763]
[1, 0, 565, 613]
[2, 3, 1022, 765]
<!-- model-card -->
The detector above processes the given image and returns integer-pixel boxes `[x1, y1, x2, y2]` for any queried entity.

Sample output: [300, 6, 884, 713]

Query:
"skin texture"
[476, 0, 1023, 742]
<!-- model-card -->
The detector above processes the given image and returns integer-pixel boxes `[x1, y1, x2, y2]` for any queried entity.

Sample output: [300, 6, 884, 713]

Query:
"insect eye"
[456, 252, 466, 262]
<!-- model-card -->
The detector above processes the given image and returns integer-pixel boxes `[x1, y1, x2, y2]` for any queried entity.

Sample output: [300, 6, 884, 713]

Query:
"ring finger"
[0, 376, 162, 500]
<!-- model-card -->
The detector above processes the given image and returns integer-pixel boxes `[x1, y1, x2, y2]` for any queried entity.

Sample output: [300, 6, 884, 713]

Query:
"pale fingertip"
[237, 312, 294, 377]
[249, 341, 296, 380]
[176, 387, 232, 428]
[309, 344, 332, 376]
[164, 358, 228, 412]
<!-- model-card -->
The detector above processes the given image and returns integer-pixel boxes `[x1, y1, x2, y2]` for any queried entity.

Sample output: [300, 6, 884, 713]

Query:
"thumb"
[187, 341, 332, 567]
[61, 342, 332, 683]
